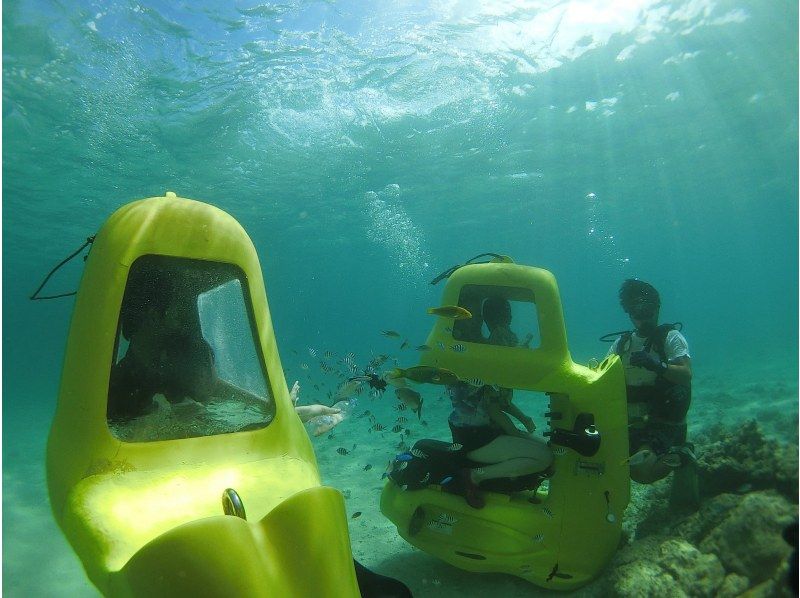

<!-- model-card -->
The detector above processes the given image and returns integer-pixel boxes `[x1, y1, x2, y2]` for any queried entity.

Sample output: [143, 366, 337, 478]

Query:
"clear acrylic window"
[107, 255, 275, 442]
[451, 284, 540, 349]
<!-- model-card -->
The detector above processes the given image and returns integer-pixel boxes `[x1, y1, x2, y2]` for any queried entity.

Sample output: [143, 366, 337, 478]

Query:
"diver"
[607, 279, 697, 507]
[107, 277, 219, 420]
[448, 297, 552, 509]
[108, 274, 342, 429]
[482, 296, 534, 348]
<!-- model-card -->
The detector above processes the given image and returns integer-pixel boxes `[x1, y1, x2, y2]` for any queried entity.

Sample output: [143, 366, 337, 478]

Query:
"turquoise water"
[3, 1, 797, 596]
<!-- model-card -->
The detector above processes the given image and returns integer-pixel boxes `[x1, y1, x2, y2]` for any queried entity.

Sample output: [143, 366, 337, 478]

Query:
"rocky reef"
[590, 420, 798, 597]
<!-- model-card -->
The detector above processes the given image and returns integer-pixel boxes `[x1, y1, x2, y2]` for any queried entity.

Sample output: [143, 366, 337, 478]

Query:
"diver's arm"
[502, 401, 536, 433]
[663, 356, 692, 386]
[485, 396, 529, 437]
[295, 404, 342, 422]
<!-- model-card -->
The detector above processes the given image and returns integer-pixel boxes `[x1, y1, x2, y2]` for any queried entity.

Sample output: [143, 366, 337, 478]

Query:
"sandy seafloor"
[3, 357, 796, 597]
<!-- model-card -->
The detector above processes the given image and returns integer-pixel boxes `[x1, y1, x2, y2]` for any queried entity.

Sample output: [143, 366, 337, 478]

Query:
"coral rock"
[658, 539, 726, 597]
[610, 560, 686, 597]
[698, 491, 795, 584]
[716, 573, 750, 598]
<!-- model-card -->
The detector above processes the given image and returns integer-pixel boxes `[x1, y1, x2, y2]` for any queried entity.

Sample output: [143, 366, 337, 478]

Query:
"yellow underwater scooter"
[46, 193, 361, 597]
[380, 257, 630, 591]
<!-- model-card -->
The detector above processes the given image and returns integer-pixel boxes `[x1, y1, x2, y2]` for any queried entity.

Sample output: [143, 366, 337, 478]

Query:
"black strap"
[603, 323, 683, 361]
[29, 236, 95, 300]
[599, 330, 630, 343]
[429, 253, 505, 285]
[645, 323, 679, 362]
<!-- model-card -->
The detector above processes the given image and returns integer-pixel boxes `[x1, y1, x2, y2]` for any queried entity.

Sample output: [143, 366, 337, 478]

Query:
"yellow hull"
[46, 193, 359, 597]
[380, 258, 630, 590]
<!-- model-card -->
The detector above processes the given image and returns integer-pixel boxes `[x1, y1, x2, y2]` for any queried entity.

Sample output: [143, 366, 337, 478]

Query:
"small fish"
[436, 341, 446, 350]
[359, 410, 372, 419]
[427, 305, 473, 320]
[345, 352, 355, 361]
[391, 424, 404, 433]
[444, 326, 453, 333]
[337, 447, 350, 456]
[394, 388, 424, 419]
[440, 476, 454, 485]
[351, 511, 362, 519]
[395, 403, 407, 412]
[308, 347, 317, 357]
[400, 340, 409, 350]
[384, 370, 408, 389]
[335, 379, 362, 400]
[395, 453, 414, 462]
[314, 384, 320, 390]
[390, 366, 460, 386]
[397, 461, 408, 471]
[327, 432, 336, 440]
[447, 443, 463, 452]
[381, 330, 401, 338]
[324, 350, 333, 359]
[395, 416, 408, 424]
[450, 344, 467, 353]
[410, 448, 428, 459]
[404, 429, 411, 436]
[416, 344, 431, 351]
[300, 363, 309, 370]
[420, 473, 430, 484]
[369, 354, 390, 367]
[369, 423, 386, 432]
[464, 377, 484, 387]
[363, 464, 373, 471]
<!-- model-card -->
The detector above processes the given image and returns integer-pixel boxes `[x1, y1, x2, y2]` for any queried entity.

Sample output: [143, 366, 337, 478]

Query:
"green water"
[3, 1, 797, 596]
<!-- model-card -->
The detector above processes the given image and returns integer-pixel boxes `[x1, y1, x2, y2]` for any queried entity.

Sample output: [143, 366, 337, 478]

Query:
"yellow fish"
[389, 366, 460, 386]
[427, 305, 472, 320]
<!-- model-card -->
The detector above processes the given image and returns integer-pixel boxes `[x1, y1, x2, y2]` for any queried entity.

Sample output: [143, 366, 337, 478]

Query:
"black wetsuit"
[615, 326, 691, 454]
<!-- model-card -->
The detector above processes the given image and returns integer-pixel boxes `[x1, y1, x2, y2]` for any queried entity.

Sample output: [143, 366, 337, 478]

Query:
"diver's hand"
[295, 404, 341, 423]
[520, 415, 536, 433]
[629, 351, 666, 374]
[290, 380, 301, 405]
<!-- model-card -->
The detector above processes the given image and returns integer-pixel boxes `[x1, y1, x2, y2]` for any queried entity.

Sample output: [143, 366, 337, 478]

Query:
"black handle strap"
[29, 235, 95, 300]
[429, 253, 505, 285]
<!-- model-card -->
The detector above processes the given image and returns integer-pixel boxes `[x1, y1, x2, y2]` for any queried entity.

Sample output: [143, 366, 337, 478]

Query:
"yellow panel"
[46, 194, 358, 597]
[380, 258, 630, 590]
